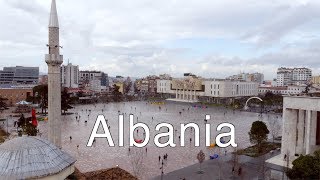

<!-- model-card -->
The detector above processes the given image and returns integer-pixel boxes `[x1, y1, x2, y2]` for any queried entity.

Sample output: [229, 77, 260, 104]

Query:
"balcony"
[45, 54, 63, 65]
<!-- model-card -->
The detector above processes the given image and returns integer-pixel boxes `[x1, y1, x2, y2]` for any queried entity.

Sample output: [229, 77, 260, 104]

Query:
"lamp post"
[160, 159, 164, 180]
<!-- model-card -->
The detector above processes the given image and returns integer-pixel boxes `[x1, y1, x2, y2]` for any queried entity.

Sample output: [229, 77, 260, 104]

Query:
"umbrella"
[31, 108, 38, 127]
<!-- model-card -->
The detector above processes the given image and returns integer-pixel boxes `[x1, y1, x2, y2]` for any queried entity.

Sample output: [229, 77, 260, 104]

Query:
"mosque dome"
[0, 136, 76, 179]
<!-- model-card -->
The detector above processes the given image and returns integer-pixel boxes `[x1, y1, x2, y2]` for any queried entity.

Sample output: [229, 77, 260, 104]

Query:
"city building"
[0, 87, 32, 106]
[79, 70, 108, 92]
[312, 75, 320, 86]
[227, 72, 264, 84]
[89, 79, 102, 92]
[159, 74, 172, 80]
[135, 75, 159, 95]
[0, 66, 39, 85]
[61, 63, 79, 88]
[258, 85, 308, 95]
[115, 82, 125, 94]
[39, 75, 48, 85]
[277, 67, 312, 86]
[266, 96, 320, 179]
[157, 74, 259, 103]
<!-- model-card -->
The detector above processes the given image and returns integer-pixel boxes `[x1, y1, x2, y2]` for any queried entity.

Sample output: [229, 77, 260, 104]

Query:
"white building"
[89, 79, 101, 92]
[277, 67, 312, 86]
[157, 77, 259, 103]
[292, 68, 312, 84]
[227, 72, 264, 84]
[61, 63, 79, 88]
[258, 85, 307, 95]
[79, 70, 108, 91]
[266, 96, 320, 179]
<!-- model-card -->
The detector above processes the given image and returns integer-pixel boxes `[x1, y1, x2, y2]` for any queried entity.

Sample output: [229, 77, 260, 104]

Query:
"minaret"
[45, 0, 63, 148]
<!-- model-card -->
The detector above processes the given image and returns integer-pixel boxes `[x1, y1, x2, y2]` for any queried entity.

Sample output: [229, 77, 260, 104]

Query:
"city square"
[0, 0, 320, 179]
[36, 101, 281, 179]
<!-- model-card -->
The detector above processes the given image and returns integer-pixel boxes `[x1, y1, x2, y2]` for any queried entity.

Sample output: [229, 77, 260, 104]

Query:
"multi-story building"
[79, 70, 108, 91]
[0, 86, 33, 105]
[266, 96, 320, 179]
[157, 74, 259, 103]
[292, 68, 312, 83]
[227, 72, 264, 84]
[277, 68, 293, 86]
[61, 63, 79, 88]
[277, 67, 312, 86]
[135, 75, 159, 95]
[258, 85, 308, 95]
[312, 76, 320, 85]
[0, 66, 39, 85]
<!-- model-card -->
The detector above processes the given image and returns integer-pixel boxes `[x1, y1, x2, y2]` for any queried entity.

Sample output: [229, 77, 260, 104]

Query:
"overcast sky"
[0, 0, 319, 79]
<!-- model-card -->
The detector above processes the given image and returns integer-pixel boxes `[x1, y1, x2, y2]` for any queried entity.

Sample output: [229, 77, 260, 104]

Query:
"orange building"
[0, 88, 32, 106]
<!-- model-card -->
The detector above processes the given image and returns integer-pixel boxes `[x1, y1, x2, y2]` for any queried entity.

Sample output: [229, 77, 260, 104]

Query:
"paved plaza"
[153, 151, 286, 180]
[9, 101, 281, 179]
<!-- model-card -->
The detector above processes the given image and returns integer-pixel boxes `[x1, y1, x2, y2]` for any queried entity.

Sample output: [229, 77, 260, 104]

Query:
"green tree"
[17, 114, 37, 136]
[286, 150, 320, 179]
[112, 84, 123, 102]
[61, 88, 73, 114]
[32, 85, 48, 114]
[248, 121, 269, 152]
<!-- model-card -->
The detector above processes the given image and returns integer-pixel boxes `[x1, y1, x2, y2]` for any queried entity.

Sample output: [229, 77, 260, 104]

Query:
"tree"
[248, 121, 269, 152]
[17, 114, 37, 136]
[197, 150, 205, 173]
[32, 85, 48, 114]
[286, 150, 320, 179]
[112, 84, 122, 102]
[129, 147, 145, 178]
[61, 88, 73, 114]
[0, 96, 8, 112]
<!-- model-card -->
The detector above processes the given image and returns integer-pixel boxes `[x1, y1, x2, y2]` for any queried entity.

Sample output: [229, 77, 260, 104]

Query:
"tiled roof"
[0, 137, 76, 179]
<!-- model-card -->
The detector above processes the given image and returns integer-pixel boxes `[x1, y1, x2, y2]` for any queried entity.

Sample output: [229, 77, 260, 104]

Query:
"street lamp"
[160, 159, 164, 180]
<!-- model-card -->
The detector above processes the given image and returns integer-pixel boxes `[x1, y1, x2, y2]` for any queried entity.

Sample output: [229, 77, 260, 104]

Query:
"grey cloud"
[242, 2, 320, 46]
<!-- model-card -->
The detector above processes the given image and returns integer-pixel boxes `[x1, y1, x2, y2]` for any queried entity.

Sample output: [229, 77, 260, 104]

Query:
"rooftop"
[0, 136, 76, 179]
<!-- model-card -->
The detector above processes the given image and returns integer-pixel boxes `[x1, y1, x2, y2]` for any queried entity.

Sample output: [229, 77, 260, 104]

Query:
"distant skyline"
[0, 0, 320, 79]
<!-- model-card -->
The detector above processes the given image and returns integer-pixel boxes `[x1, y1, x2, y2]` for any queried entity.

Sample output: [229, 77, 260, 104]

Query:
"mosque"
[0, 0, 76, 179]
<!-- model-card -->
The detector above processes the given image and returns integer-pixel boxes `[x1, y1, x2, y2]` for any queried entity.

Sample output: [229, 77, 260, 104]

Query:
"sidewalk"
[153, 151, 282, 180]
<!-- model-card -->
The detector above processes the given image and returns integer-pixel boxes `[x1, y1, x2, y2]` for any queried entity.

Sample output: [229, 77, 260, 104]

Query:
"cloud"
[0, 0, 319, 80]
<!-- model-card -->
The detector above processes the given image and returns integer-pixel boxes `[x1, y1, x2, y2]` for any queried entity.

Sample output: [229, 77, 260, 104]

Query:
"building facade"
[157, 75, 259, 103]
[267, 96, 320, 179]
[79, 71, 108, 91]
[135, 75, 159, 95]
[227, 72, 264, 84]
[312, 76, 320, 85]
[0, 66, 39, 85]
[277, 67, 312, 86]
[258, 85, 307, 95]
[61, 63, 79, 88]
[0, 88, 33, 106]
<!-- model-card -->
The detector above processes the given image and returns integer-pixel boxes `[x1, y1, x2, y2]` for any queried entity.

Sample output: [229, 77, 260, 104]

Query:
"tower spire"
[49, 0, 59, 27]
